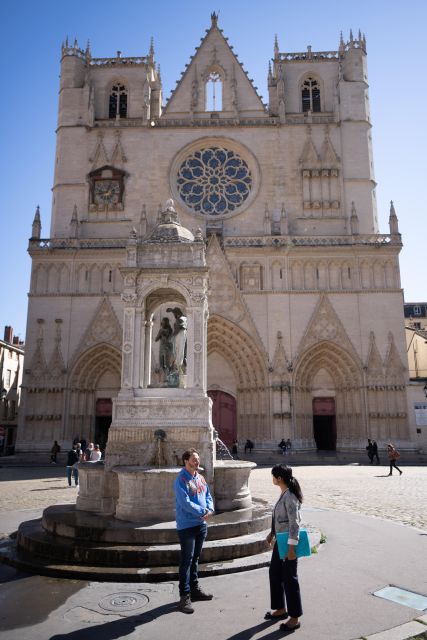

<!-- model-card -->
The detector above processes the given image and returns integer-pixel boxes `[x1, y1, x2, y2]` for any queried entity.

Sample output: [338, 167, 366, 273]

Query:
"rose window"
[176, 147, 252, 215]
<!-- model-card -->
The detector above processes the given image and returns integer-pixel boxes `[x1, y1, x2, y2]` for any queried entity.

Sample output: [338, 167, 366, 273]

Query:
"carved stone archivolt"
[208, 315, 267, 390]
[69, 343, 121, 390]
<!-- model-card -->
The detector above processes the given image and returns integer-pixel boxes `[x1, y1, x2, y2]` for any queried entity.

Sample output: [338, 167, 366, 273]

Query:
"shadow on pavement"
[48, 602, 178, 640]
[0, 571, 85, 631]
[30, 486, 71, 492]
[225, 620, 289, 640]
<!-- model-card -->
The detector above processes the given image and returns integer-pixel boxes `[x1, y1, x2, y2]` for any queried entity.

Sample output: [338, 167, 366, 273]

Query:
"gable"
[163, 15, 266, 117]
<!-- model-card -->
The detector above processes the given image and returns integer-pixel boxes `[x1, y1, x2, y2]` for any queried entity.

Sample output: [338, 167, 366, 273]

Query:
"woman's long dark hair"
[271, 464, 303, 503]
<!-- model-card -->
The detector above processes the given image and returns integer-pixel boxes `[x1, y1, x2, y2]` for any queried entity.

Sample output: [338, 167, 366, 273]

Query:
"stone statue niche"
[152, 303, 188, 388]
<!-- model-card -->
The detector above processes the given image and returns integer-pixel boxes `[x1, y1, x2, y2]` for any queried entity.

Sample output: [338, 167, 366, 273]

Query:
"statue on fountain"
[154, 317, 174, 384]
[167, 307, 187, 385]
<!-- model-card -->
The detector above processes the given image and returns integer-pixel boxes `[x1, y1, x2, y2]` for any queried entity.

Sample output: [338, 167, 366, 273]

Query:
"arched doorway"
[68, 344, 121, 448]
[207, 390, 237, 445]
[293, 341, 365, 449]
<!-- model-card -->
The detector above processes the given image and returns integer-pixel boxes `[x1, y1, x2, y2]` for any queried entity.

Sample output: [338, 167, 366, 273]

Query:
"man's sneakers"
[190, 586, 213, 601]
[178, 595, 194, 614]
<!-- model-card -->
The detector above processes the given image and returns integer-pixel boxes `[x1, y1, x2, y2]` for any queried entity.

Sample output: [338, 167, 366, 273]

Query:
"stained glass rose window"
[176, 147, 252, 215]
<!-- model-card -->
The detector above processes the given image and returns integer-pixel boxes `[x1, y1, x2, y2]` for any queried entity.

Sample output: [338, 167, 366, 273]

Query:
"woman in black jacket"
[265, 464, 303, 631]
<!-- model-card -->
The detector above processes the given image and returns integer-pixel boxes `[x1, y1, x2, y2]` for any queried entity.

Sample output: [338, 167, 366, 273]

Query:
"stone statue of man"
[167, 307, 187, 373]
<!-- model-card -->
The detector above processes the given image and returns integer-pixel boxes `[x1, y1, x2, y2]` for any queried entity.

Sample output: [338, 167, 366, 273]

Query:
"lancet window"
[205, 71, 223, 111]
[109, 83, 128, 119]
[301, 77, 321, 112]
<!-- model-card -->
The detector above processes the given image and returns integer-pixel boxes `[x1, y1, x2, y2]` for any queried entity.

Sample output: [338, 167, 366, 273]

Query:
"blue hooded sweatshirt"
[174, 467, 214, 530]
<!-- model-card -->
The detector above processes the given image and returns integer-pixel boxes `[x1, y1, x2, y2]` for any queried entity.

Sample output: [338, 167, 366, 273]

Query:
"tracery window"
[109, 83, 128, 119]
[205, 71, 222, 111]
[176, 147, 252, 215]
[302, 77, 321, 113]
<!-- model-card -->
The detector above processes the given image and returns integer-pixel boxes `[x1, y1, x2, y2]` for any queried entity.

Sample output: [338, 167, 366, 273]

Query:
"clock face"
[94, 179, 120, 205]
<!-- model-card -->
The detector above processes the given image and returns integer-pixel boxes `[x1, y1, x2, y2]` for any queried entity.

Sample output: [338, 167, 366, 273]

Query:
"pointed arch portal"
[293, 340, 365, 449]
[207, 315, 268, 443]
[68, 343, 121, 447]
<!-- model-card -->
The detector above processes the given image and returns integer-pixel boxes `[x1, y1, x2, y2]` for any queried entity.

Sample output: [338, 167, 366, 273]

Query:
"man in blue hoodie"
[174, 448, 214, 614]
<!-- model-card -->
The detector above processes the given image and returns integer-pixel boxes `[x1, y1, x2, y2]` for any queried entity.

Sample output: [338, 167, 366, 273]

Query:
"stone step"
[0, 536, 273, 581]
[17, 518, 272, 567]
[42, 501, 272, 544]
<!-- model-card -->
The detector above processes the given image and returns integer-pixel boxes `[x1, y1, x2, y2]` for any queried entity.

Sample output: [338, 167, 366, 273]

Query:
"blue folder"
[276, 528, 311, 559]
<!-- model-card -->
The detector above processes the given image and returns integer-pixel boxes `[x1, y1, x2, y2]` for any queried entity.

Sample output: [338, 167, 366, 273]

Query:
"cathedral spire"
[31, 205, 41, 239]
[148, 37, 155, 63]
[210, 12, 219, 28]
[339, 31, 345, 55]
[389, 200, 399, 235]
[274, 34, 279, 60]
[85, 40, 91, 63]
[268, 61, 273, 84]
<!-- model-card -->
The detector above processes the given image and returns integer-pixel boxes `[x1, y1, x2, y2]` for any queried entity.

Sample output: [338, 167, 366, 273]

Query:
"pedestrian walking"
[371, 440, 380, 464]
[50, 440, 61, 463]
[231, 440, 238, 458]
[174, 448, 214, 614]
[265, 464, 303, 631]
[66, 445, 79, 486]
[387, 443, 402, 476]
[366, 439, 374, 464]
[285, 438, 292, 454]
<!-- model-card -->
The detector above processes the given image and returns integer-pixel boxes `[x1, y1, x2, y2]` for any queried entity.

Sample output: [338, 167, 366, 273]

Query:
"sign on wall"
[414, 403, 427, 426]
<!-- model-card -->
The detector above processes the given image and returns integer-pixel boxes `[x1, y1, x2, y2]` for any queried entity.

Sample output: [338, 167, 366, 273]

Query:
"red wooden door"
[207, 390, 237, 446]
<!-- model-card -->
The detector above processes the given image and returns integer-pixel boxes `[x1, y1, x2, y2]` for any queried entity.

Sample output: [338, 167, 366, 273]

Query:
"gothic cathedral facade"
[18, 15, 414, 453]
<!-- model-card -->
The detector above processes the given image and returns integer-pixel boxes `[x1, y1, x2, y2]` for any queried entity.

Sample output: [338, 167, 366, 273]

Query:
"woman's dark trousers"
[269, 542, 303, 618]
[389, 460, 402, 474]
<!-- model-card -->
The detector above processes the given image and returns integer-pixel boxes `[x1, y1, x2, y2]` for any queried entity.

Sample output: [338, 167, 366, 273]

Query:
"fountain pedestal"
[114, 467, 180, 522]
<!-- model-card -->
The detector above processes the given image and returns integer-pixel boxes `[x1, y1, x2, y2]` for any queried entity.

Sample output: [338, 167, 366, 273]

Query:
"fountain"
[5, 201, 271, 580]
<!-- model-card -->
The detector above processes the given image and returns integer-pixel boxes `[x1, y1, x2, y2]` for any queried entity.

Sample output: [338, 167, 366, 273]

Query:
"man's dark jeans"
[177, 523, 207, 597]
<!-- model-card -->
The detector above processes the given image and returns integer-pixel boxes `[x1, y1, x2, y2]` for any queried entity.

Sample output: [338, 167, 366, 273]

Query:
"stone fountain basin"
[113, 466, 181, 522]
[77, 460, 257, 522]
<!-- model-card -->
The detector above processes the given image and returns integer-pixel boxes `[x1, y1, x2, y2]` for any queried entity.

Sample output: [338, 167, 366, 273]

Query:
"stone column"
[186, 295, 208, 392]
[132, 307, 144, 389]
[143, 319, 153, 387]
[121, 306, 135, 391]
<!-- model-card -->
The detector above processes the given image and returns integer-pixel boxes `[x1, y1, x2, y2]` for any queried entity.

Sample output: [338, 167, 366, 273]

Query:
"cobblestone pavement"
[0, 463, 426, 531]
[250, 464, 427, 531]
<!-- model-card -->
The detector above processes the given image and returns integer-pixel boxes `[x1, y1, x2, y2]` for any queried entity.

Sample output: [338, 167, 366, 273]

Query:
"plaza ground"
[0, 461, 426, 639]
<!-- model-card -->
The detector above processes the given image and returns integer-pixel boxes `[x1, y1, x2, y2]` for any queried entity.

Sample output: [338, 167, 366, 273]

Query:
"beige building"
[1, 327, 24, 454]
[17, 15, 417, 454]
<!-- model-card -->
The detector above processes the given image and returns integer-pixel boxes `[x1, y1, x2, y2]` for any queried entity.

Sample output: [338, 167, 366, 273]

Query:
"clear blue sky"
[2, 0, 426, 341]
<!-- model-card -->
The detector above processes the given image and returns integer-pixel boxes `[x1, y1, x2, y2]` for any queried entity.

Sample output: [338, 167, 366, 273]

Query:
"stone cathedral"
[18, 14, 415, 455]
